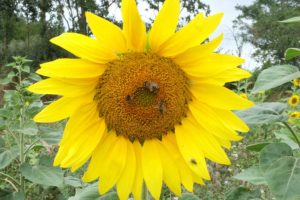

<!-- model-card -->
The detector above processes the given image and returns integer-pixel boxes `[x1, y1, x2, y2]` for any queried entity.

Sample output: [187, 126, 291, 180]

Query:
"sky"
[201, 0, 259, 70]
[107, 0, 259, 70]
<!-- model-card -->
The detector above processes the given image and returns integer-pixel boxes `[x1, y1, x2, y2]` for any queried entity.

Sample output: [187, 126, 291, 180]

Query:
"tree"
[234, 0, 300, 65]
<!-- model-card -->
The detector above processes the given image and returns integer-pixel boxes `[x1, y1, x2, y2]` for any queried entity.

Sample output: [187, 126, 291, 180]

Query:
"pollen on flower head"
[288, 94, 300, 107]
[94, 53, 191, 142]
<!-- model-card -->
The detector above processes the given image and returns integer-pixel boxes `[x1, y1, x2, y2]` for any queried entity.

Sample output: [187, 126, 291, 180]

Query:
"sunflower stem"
[17, 62, 26, 193]
[283, 122, 300, 148]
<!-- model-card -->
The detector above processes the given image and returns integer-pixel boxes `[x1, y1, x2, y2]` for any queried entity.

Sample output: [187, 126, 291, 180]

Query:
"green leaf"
[236, 102, 287, 125]
[0, 108, 10, 118]
[280, 16, 300, 23]
[274, 129, 300, 150]
[260, 143, 293, 173]
[246, 143, 270, 152]
[16, 122, 38, 136]
[264, 157, 300, 200]
[20, 162, 64, 187]
[0, 192, 25, 200]
[68, 183, 118, 200]
[29, 73, 41, 81]
[179, 193, 201, 200]
[0, 146, 19, 169]
[225, 187, 261, 200]
[22, 65, 30, 73]
[64, 176, 83, 187]
[285, 48, 300, 60]
[233, 166, 266, 185]
[39, 126, 62, 145]
[252, 65, 300, 93]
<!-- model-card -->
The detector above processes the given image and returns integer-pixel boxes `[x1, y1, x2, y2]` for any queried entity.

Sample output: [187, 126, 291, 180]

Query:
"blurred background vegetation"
[0, 0, 300, 200]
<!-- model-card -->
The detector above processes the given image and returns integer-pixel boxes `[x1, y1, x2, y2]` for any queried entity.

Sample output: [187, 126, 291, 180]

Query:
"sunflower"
[288, 94, 300, 107]
[28, 0, 253, 199]
[293, 78, 300, 87]
[290, 111, 300, 118]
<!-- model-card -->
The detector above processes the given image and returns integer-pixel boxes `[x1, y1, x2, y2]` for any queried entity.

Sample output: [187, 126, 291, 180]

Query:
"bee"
[158, 100, 166, 114]
[190, 159, 197, 165]
[144, 81, 159, 93]
[125, 95, 133, 103]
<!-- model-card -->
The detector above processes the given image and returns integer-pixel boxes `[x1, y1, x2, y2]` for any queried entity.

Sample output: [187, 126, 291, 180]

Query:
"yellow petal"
[174, 33, 223, 65]
[163, 134, 194, 192]
[175, 123, 210, 180]
[215, 137, 232, 149]
[192, 172, 205, 185]
[85, 12, 127, 53]
[61, 120, 105, 169]
[183, 118, 231, 165]
[60, 117, 106, 170]
[122, 0, 146, 51]
[98, 135, 128, 194]
[149, 0, 180, 52]
[53, 103, 100, 166]
[37, 59, 105, 78]
[156, 141, 182, 196]
[82, 133, 118, 182]
[142, 139, 163, 200]
[189, 67, 251, 86]
[182, 54, 245, 77]
[209, 68, 251, 83]
[33, 95, 91, 123]
[208, 107, 249, 133]
[158, 13, 223, 57]
[50, 33, 117, 63]
[132, 141, 143, 200]
[27, 78, 96, 97]
[189, 101, 242, 141]
[117, 141, 136, 200]
[190, 83, 254, 110]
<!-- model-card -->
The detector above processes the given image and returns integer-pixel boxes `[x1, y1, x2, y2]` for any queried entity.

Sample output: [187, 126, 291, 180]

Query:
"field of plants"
[0, 0, 300, 200]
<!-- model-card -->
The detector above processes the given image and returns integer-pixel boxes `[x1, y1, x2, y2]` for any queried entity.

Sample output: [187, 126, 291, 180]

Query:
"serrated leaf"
[225, 187, 261, 200]
[0, 146, 19, 169]
[246, 143, 270, 152]
[179, 193, 200, 200]
[252, 65, 300, 93]
[260, 143, 293, 173]
[236, 102, 287, 125]
[234, 166, 266, 185]
[264, 157, 300, 200]
[20, 162, 63, 187]
[285, 48, 300, 60]
[68, 183, 118, 200]
[280, 16, 300, 23]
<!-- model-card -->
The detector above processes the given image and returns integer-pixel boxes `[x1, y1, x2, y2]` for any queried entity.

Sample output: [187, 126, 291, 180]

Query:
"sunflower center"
[292, 98, 298, 104]
[95, 53, 191, 142]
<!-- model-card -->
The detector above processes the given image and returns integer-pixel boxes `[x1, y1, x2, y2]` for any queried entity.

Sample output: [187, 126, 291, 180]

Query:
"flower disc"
[95, 53, 190, 142]
[28, 0, 254, 199]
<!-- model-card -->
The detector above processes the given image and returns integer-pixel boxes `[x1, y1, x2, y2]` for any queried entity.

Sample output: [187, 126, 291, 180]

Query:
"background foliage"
[0, 0, 300, 199]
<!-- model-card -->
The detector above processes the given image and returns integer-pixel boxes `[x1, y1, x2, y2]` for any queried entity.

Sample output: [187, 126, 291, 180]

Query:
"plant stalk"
[0, 172, 19, 186]
[19, 108, 25, 193]
[283, 122, 300, 148]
